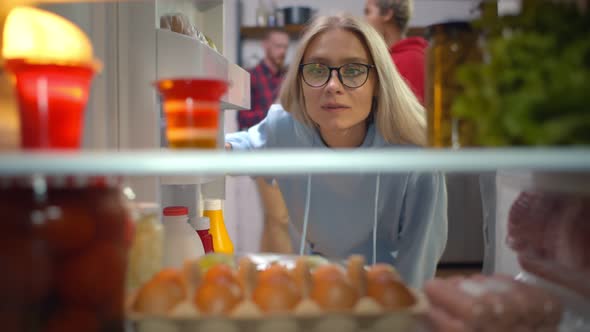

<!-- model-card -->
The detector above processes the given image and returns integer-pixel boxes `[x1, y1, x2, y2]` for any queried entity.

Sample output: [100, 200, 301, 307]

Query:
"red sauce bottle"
[192, 216, 214, 253]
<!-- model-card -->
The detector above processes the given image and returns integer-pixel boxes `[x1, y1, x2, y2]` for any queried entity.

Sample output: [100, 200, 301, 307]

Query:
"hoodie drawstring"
[299, 174, 312, 255]
[372, 173, 381, 265]
[299, 173, 380, 262]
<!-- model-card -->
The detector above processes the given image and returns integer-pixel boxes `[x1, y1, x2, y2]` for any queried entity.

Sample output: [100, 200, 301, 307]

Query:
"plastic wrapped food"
[424, 274, 563, 332]
[127, 203, 163, 291]
[507, 186, 590, 297]
[159, 13, 197, 39]
[159, 13, 219, 53]
[493, 171, 590, 298]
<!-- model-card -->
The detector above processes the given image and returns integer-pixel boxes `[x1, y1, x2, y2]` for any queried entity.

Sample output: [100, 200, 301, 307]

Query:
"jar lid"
[192, 216, 210, 230]
[163, 206, 189, 216]
[204, 199, 222, 210]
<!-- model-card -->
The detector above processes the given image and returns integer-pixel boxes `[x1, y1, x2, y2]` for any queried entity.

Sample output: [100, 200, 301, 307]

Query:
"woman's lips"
[321, 104, 350, 112]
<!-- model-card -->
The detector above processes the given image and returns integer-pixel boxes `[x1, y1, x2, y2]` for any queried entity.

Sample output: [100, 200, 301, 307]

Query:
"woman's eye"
[343, 67, 364, 76]
[309, 67, 327, 75]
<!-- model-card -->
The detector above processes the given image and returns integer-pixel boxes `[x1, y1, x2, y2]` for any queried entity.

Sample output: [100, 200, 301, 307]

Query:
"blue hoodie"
[226, 105, 448, 287]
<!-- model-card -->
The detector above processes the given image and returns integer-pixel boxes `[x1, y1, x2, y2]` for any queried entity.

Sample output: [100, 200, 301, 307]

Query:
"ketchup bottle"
[192, 216, 215, 253]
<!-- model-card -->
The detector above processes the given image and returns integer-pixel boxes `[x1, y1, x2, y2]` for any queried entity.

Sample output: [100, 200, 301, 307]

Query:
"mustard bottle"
[203, 199, 234, 254]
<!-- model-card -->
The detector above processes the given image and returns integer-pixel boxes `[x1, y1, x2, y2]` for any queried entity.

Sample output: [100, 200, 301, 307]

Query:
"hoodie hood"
[389, 36, 428, 55]
[388, 37, 428, 104]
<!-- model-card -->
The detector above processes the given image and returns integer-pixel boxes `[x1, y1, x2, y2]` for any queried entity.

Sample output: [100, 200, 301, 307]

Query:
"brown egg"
[367, 264, 402, 281]
[58, 242, 126, 307]
[237, 257, 257, 298]
[257, 264, 291, 284]
[133, 269, 187, 315]
[292, 257, 312, 298]
[310, 264, 358, 311]
[366, 265, 415, 310]
[346, 255, 367, 297]
[202, 264, 237, 284]
[253, 264, 301, 313]
[194, 264, 243, 315]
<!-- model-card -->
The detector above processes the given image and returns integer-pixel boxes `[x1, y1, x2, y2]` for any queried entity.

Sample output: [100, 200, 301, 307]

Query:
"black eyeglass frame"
[298, 63, 376, 88]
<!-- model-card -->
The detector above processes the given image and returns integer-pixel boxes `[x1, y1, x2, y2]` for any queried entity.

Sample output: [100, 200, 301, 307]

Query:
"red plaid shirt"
[238, 61, 286, 130]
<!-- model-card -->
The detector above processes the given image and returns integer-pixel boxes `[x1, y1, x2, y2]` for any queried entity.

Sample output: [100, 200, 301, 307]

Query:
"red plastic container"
[4, 59, 96, 149]
[154, 79, 228, 149]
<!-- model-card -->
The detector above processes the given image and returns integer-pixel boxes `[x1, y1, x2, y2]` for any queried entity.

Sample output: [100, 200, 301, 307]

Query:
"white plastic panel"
[223, 62, 250, 110]
[156, 29, 249, 110]
[157, 28, 228, 80]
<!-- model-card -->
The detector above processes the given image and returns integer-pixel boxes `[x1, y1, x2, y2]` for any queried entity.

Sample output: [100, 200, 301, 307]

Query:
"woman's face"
[301, 28, 377, 139]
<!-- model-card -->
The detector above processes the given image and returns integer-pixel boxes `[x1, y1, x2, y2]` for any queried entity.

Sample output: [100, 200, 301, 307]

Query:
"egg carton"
[127, 253, 429, 332]
[128, 289, 428, 332]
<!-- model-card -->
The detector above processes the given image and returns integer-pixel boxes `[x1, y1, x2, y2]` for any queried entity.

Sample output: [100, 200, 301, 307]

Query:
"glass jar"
[425, 21, 482, 148]
[126, 202, 163, 291]
[0, 175, 129, 332]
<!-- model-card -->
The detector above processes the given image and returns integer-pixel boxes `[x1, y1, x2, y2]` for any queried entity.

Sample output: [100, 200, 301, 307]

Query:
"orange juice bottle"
[203, 199, 234, 254]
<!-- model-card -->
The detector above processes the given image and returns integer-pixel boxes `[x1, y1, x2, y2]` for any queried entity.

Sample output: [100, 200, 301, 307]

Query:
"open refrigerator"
[0, 0, 589, 331]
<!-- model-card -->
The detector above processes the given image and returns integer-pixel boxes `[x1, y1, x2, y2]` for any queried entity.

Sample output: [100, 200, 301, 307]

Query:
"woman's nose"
[325, 69, 343, 91]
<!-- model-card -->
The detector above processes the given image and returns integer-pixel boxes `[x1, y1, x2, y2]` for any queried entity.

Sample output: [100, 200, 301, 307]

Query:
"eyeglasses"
[299, 63, 375, 88]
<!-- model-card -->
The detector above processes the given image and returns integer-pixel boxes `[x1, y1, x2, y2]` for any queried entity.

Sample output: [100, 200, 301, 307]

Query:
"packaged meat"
[424, 274, 564, 332]
[424, 277, 493, 328]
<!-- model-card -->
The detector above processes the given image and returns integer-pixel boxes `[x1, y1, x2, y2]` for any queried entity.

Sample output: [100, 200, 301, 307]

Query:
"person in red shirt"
[238, 29, 289, 130]
[365, 0, 427, 104]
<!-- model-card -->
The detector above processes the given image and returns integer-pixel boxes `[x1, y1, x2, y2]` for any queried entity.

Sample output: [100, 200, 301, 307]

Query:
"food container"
[0, 175, 129, 332]
[493, 171, 590, 329]
[2, 7, 102, 150]
[4, 59, 98, 149]
[154, 79, 228, 149]
[126, 253, 428, 332]
[127, 202, 163, 292]
[425, 22, 482, 148]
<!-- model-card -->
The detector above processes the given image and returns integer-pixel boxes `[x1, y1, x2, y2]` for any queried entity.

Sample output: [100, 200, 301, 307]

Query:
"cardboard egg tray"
[127, 289, 428, 332]
[127, 253, 429, 332]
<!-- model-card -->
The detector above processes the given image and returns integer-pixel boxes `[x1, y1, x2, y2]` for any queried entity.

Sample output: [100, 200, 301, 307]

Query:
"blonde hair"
[279, 14, 426, 146]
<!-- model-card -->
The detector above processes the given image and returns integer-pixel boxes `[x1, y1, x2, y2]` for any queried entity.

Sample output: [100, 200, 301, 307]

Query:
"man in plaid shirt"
[238, 30, 289, 131]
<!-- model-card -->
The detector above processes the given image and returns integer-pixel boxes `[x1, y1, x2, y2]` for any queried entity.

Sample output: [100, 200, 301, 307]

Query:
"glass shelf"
[160, 175, 221, 185]
[0, 148, 588, 176]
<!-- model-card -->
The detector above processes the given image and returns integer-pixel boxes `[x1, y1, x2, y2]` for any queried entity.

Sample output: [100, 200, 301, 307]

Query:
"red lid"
[163, 206, 189, 216]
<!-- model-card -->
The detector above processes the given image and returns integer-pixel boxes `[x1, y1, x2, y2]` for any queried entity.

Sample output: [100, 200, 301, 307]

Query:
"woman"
[226, 14, 447, 287]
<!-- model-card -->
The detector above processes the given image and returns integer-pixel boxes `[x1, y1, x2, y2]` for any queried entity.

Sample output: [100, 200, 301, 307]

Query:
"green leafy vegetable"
[452, 0, 590, 145]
